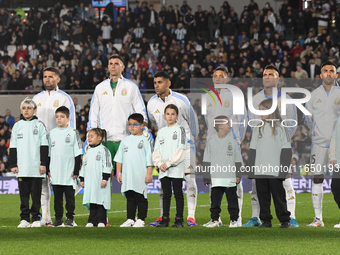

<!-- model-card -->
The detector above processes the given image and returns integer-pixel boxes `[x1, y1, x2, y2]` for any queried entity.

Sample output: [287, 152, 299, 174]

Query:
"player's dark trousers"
[256, 178, 290, 223]
[18, 177, 42, 222]
[53, 185, 75, 220]
[125, 190, 148, 221]
[331, 173, 340, 209]
[88, 203, 106, 226]
[210, 186, 239, 221]
[161, 177, 184, 219]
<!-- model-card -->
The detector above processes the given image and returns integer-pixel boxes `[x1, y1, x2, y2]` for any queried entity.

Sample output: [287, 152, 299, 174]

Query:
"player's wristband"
[116, 172, 121, 176]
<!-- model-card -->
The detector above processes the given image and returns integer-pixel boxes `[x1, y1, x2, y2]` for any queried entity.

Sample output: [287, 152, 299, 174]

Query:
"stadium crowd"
[1, 0, 340, 177]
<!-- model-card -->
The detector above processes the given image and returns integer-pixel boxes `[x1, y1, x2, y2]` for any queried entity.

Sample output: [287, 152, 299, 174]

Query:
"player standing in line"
[248, 98, 292, 228]
[147, 71, 199, 227]
[33, 67, 76, 226]
[48, 106, 82, 227]
[244, 65, 298, 227]
[203, 67, 247, 226]
[10, 98, 48, 228]
[80, 128, 112, 227]
[305, 61, 340, 227]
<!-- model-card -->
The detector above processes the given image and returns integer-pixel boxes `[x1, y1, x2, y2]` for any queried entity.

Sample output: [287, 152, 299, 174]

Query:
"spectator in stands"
[4, 109, 14, 127]
[0, 72, 9, 91]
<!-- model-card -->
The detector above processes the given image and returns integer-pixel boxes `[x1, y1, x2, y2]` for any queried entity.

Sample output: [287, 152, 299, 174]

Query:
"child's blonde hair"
[258, 98, 282, 137]
[20, 97, 37, 110]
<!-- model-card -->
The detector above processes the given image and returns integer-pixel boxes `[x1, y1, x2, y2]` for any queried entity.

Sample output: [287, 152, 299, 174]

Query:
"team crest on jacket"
[227, 142, 233, 156]
[53, 100, 59, 108]
[33, 125, 38, 135]
[173, 131, 177, 140]
[96, 152, 101, 161]
[138, 140, 144, 149]
[335, 97, 340, 105]
[65, 134, 71, 143]
[121, 88, 127, 96]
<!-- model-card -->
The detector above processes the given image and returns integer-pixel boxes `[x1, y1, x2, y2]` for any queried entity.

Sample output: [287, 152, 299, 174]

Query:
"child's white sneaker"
[86, 223, 94, 227]
[133, 219, 145, 228]
[31, 221, 41, 228]
[205, 220, 220, 228]
[120, 219, 135, 227]
[17, 220, 31, 228]
[229, 220, 238, 228]
[97, 223, 105, 227]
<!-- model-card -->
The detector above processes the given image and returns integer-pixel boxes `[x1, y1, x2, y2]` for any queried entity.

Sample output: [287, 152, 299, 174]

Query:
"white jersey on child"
[10, 118, 48, 178]
[305, 84, 340, 147]
[203, 132, 241, 187]
[49, 126, 82, 186]
[248, 89, 297, 139]
[80, 144, 112, 210]
[204, 88, 247, 143]
[250, 123, 291, 177]
[114, 135, 153, 198]
[33, 87, 76, 132]
[154, 123, 187, 179]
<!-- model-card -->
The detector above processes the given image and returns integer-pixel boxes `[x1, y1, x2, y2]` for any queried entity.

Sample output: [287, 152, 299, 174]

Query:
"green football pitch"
[1, 193, 340, 255]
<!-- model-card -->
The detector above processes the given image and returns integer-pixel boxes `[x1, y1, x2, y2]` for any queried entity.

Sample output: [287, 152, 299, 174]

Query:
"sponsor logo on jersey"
[65, 134, 71, 143]
[53, 100, 59, 108]
[187, 165, 193, 169]
[335, 97, 340, 105]
[172, 131, 177, 140]
[37, 103, 42, 107]
[33, 125, 38, 135]
[316, 99, 322, 104]
[160, 138, 164, 145]
[224, 100, 230, 108]
[51, 139, 55, 147]
[154, 109, 160, 114]
[121, 88, 127, 96]
[138, 140, 144, 149]
[17, 131, 23, 139]
[84, 158, 87, 166]
[124, 146, 128, 153]
[102, 91, 108, 95]
[227, 142, 233, 156]
[96, 152, 101, 161]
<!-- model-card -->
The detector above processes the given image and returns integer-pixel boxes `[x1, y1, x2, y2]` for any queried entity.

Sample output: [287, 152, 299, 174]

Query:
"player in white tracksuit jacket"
[32, 67, 76, 226]
[244, 65, 299, 227]
[147, 71, 199, 226]
[304, 61, 340, 227]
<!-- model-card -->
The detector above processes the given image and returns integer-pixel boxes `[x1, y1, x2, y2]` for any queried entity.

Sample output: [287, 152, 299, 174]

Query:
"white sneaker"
[203, 220, 213, 227]
[133, 219, 145, 228]
[18, 220, 31, 228]
[120, 219, 135, 227]
[86, 223, 94, 227]
[205, 220, 220, 228]
[218, 217, 223, 226]
[40, 219, 52, 226]
[237, 217, 242, 227]
[229, 221, 238, 228]
[31, 221, 41, 228]
[97, 223, 105, 227]
[334, 223, 340, 228]
[73, 221, 78, 227]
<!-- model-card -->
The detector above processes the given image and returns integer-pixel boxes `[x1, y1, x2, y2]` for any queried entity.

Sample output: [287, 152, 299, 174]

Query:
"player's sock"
[41, 179, 51, 223]
[251, 179, 260, 219]
[312, 182, 323, 220]
[185, 174, 197, 219]
[159, 188, 163, 217]
[237, 183, 243, 218]
[283, 178, 296, 219]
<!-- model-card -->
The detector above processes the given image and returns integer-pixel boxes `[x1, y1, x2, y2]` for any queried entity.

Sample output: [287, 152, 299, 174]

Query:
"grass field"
[1, 192, 340, 254]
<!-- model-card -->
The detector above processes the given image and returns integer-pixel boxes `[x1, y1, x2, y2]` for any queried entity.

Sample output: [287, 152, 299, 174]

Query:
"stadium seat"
[114, 43, 122, 52]
[59, 45, 66, 51]
[286, 41, 293, 48]
[28, 45, 32, 51]
[7, 45, 16, 57]
[62, 40, 69, 46]
[74, 44, 82, 51]
[150, 43, 159, 50]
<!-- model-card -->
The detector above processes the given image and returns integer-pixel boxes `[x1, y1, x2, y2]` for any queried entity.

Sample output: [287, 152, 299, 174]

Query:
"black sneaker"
[280, 221, 291, 228]
[258, 221, 272, 228]
[50, 219, 63, 227]
[65, 218, 74, 227]
[156, 216, 169, 227]
[172, 217, 184, 228]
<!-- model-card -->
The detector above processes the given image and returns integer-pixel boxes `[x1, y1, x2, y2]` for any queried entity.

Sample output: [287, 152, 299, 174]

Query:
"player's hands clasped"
[160, 164, 168, 172]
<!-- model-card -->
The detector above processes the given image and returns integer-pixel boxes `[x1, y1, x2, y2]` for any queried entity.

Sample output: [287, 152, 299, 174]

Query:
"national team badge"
[224, 100, 230, 108]
[138, 140, 144, 149]
[53, 100, 59, 107]
[173, 131, 177, 140]
[121, 88, 127, 96]
[65, 134, 71, 143]
[33, 125, 38, 135]
[96, 152, 101, 161]
[335, 97, 340, 105]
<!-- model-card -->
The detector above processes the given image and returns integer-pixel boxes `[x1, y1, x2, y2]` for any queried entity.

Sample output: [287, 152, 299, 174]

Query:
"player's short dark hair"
[55, 106, 70, 118]
[164, 104, 179, 115]
[214, 115, 229, 132]
[154, 71, 170, 81]
[264, 65, 280, 75]
[213, 67, 228, 75]
[128, 113, 144, 124]
[43, 67, 60, 77]
[321, 61, 337, 70]
[109, 55, 124, 65]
